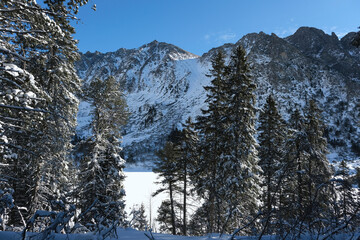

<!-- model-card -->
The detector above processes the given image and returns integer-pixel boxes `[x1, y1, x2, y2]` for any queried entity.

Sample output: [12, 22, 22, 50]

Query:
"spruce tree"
[280, 108, 308, 234]
[0, 0, 88, 225]
[334, 160, 355, 228]
[1, 0, 52, 224]
[281, 101, 332, 235]
[193, 46, 262, 234]
[78, 76, 128, 229]
[193, 51, 229, 233]
[303, 99, 332, 231]
[219, 45, 262, 233]
[257, 94, 286, 234]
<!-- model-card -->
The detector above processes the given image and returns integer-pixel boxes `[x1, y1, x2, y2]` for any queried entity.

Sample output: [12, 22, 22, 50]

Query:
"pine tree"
[78, 76, 128, 229]
[218, 45, 262, 233]
[153, 138, 182, 235]
[257, 94, 286, 234]
[281, 101, 332, 235]
[193, 50, 229, 234]
[303, 99, 332, 231]
[334, 160, 355, 228]
[153, 120, 199, 235]
[0, 0, 88, 225]
[280, 108, 308, 234]
[193, 46, 262, 234]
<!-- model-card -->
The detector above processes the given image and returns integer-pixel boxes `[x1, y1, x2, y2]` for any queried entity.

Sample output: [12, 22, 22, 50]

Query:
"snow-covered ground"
[0, 228, 218, 240]
[1, 228, 359, 240]
[1, 168, 359, 239]
[0, 228, 236, 240]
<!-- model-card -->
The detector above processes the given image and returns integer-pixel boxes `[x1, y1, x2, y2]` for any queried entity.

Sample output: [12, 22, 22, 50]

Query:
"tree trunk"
[169, 181, 176, 235]
[183, 160, 187, 236]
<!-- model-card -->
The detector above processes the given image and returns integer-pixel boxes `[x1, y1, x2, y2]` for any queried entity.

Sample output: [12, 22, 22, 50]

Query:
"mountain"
[75, 27, 360, 164]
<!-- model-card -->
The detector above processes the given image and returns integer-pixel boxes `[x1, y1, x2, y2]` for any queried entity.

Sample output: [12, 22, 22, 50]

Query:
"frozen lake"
[123, 171, 166, 230]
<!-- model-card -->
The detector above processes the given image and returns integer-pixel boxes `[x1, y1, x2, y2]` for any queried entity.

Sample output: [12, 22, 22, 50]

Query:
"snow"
[1, 228, 359, 240]
[4, 63, 23, 77]
[0, 228, 232, 240]
[254, 54, 271, 64]
[124, 171, 166, 231]
[332, 158, 360, 175]
[76, 101, 93, 137]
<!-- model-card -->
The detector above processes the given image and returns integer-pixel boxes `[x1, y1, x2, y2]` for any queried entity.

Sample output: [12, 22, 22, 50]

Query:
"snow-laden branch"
[0, 142, 36, 155]
[0, 3, 77, 19]
[0, 115, 26, 123]
[0, 76, 22, 88]
[0, 28, 48, 34]
[0, 47, 29, 62]
[0, 104, 49, 114]
[0, 16, 32, 24]
[0, 8, 21, 13]
[0, 104, 70, 122]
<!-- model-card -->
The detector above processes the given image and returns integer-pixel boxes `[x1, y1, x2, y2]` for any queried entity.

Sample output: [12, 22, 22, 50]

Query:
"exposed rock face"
[76, 27, 360, 164]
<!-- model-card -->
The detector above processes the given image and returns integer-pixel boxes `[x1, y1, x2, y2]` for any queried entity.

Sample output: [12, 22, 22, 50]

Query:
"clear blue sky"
[73, 0, 360, 55]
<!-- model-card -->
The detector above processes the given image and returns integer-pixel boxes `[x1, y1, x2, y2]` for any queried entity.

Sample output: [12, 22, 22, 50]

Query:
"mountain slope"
[75, 27, 360, 164]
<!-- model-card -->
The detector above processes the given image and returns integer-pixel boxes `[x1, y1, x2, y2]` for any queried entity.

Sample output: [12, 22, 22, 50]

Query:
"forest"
[1, 0, 360, 239]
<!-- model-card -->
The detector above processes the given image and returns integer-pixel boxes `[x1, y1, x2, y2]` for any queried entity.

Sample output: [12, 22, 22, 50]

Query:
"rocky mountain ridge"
[75, 27, 360, 164]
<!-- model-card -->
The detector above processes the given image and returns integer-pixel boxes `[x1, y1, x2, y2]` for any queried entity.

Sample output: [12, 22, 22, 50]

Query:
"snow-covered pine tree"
[193, 51, 229, 234]
[278, 108, 308, 235]
[33, 0, 86, 213]
[0, 0, 88, 226]
[1, 0, 51, 225]
[257, 94, 286, 235]
[219, 45, 262, 233]
[154, 122, 199, 235]
[281, 101, 332, 235]
[303, 99, 332, 231]
[333, 160, 356, 230]
[78, 76, 128, 229]
[129, 203, 148, 231]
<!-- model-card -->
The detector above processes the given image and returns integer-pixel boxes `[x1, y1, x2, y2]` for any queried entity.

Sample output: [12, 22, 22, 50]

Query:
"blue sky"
[73, 0, 360, 55]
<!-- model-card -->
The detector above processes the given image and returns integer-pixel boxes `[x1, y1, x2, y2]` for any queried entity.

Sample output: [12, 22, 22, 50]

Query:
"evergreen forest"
[1, 1, 360, 239]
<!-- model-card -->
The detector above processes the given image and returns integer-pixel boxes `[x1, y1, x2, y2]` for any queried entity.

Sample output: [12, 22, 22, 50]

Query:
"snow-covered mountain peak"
[137, 40, 199, 60]
[76, 27, 360, 164]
